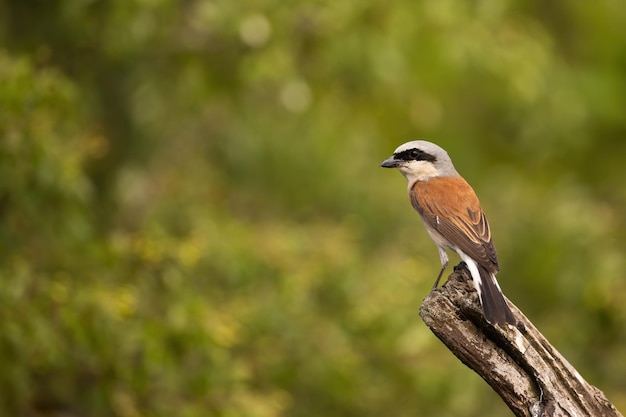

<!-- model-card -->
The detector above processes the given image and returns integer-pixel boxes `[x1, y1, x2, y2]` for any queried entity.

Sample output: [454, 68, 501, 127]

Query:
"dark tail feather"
[477, 265, 516, 326]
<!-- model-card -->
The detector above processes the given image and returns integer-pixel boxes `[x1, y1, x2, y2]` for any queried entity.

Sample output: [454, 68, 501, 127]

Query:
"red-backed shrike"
[381, 140, 515, 326]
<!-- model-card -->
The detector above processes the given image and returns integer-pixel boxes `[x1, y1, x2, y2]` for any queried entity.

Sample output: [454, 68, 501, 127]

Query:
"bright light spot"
[280, 80, 312, 113]
[239, 14, 271, 47]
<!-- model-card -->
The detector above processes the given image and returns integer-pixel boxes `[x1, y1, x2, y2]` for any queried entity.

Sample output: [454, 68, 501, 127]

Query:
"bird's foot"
[453, 261, 468, 272]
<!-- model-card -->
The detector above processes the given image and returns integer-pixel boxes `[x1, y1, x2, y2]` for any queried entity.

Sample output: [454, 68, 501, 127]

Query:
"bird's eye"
[410, 149, 420, 159]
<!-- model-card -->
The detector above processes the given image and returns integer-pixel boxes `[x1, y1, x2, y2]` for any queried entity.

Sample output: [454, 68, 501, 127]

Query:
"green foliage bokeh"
[1, 1, 626, 416]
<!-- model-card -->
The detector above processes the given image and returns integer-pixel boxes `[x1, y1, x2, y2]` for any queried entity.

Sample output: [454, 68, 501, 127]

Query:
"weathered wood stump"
[419, 267, 622, 417]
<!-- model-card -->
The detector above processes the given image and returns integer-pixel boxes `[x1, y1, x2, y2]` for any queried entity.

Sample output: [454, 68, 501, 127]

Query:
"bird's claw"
[453, 261, 468, 272]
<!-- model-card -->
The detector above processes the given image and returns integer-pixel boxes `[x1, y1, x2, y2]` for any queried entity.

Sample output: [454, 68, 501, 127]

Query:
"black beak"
[380, 156, 399, 168]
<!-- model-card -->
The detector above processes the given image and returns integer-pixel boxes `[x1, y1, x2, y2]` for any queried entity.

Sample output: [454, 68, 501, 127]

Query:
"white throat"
[397, 160, 439, 184]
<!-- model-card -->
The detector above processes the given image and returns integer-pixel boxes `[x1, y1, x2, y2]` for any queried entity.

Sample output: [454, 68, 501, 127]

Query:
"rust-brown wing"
[410, 176, 499, 272]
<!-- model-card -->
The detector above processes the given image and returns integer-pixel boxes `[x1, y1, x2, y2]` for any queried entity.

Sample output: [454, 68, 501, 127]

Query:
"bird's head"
[380, 140, 458, 183]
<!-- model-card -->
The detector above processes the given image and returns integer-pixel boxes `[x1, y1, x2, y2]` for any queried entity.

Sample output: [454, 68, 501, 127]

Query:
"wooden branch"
[419, 267, 623, 417]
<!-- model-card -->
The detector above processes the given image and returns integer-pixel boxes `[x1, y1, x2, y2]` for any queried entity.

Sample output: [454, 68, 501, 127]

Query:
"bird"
[380, 140, 516, 326]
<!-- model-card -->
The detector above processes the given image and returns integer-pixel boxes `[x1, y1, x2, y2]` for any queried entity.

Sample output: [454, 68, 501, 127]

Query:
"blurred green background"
[1, 1, 625, 416]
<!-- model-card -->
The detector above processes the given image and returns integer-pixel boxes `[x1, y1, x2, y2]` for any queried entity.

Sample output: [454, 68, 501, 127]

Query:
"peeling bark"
[419, 267, 623, 417]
